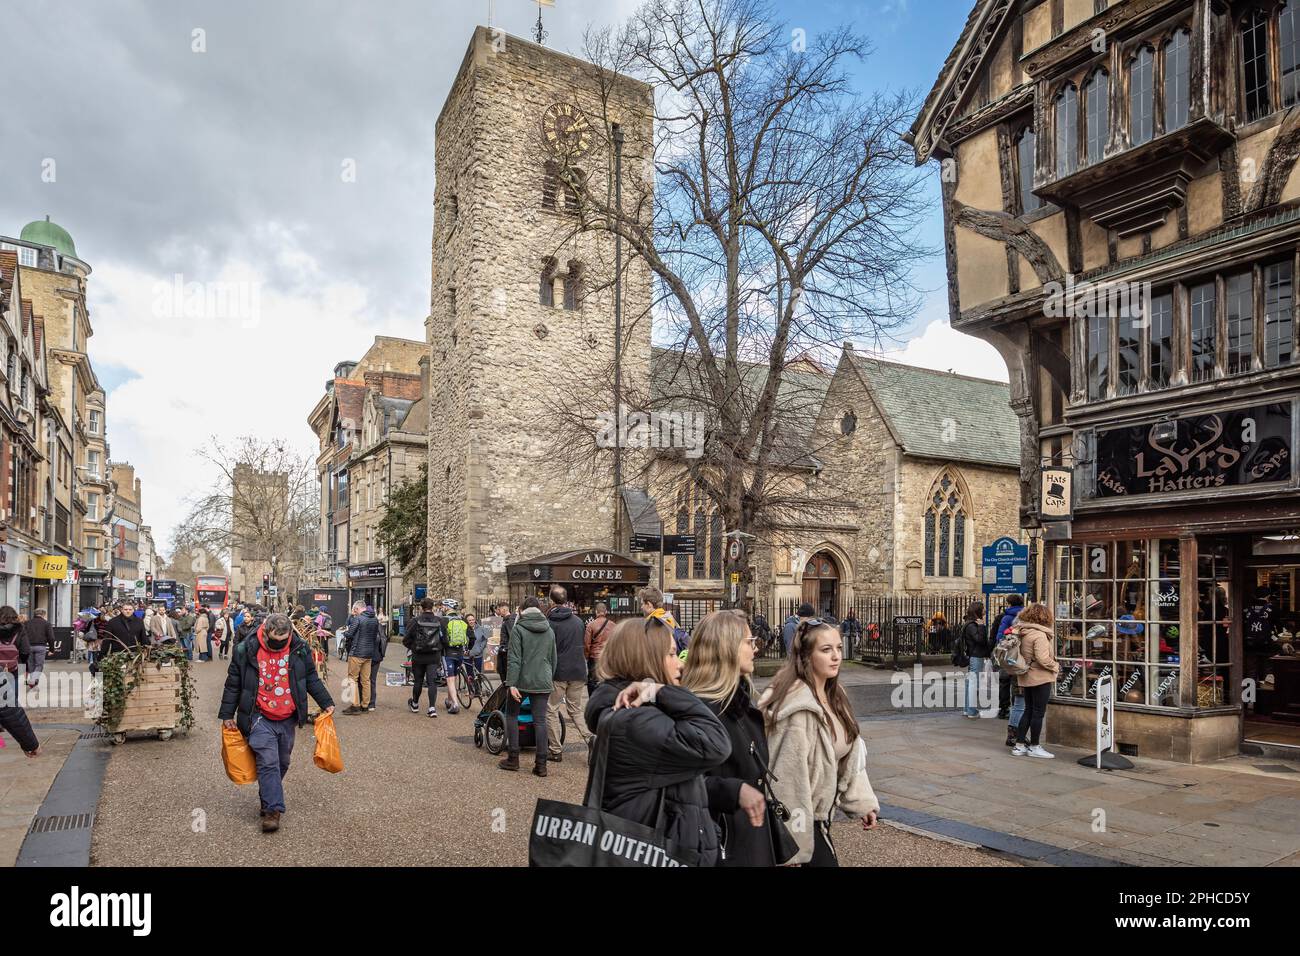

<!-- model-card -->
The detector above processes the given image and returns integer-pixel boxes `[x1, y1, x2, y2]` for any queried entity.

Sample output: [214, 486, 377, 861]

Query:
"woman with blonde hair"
[584, 616, 731, 865]
[760, 618, 878, 866]
[684, 610, 791, 866]
[1009, 602, 1060, 758]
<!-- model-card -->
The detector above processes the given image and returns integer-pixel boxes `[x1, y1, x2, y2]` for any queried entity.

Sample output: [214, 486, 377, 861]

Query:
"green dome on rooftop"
[19, 216, 77, 258]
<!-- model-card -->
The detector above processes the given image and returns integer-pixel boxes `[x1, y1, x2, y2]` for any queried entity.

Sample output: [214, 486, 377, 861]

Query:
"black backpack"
[412, 618, 443, 655]
[951, 625, 970, 668]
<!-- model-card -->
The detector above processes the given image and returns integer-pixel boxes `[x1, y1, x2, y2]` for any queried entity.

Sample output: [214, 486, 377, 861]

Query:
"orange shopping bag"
[313, 712, 343, 773]
[221, 725, 257, 785]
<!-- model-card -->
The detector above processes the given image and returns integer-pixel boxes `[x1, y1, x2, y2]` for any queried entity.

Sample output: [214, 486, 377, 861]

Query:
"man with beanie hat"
[219, 612, 334, 832]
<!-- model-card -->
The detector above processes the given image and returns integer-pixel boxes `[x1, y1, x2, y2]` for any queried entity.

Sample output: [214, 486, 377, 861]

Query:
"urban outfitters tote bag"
[528, 711, 700, 868]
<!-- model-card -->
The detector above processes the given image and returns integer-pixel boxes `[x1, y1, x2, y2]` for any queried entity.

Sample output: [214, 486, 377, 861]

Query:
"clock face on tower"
[541, 102, 593, 157]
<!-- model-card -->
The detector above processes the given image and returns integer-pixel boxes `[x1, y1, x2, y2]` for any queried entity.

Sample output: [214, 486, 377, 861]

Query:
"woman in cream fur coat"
[759, 618, 878, 866]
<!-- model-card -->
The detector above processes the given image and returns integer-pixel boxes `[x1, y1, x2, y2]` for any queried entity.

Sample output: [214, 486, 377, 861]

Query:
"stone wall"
[427, 28, 654, 604]
[894, 457, 1022, 593]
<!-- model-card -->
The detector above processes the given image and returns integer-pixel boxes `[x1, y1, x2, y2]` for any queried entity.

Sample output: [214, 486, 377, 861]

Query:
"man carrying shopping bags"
[219, 613, 334, 833]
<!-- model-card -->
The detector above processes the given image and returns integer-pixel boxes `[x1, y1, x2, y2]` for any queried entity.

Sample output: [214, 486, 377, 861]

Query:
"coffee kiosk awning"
[507, 549, 652, 586]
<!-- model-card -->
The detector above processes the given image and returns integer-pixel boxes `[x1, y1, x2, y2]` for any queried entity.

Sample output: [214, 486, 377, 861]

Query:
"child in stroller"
[473, 682, 566, 755]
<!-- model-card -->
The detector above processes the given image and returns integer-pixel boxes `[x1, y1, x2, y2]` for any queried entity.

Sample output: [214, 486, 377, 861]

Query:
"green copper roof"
[19, 216, 76, 258]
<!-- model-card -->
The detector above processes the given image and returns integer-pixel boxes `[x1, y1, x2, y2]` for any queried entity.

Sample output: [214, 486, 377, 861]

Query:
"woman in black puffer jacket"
[683, 610, 786, 866]
[584, 616, 731, 866]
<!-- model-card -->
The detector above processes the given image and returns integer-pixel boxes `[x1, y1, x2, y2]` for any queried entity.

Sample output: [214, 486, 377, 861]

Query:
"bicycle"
[455, 658, 496, 710]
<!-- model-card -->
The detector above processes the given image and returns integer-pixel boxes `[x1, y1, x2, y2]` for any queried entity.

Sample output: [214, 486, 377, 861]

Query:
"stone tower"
[427, 27, 654, 604]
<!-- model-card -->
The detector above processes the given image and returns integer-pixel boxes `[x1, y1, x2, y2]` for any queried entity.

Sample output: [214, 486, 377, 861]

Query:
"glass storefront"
[1054, 539, 1233, 709]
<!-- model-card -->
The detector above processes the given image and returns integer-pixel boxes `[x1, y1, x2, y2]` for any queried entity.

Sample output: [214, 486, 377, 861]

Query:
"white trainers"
[1010, 743, 1028, 756]
[1027, 745, 1055, 759]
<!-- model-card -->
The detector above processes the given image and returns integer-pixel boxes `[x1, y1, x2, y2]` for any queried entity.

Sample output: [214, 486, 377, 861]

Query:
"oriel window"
[1147, 292, 1174, 388]
[1242, 8, 1273, 122]
[1129, 46, 1155, 146]
[1055, 85, 1078, 178]
[1084, 70, 1108, 165]
[1164, 30, 1191, 131]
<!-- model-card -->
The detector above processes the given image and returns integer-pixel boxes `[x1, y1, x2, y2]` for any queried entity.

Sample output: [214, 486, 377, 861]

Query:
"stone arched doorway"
[801, 551, 841, 618]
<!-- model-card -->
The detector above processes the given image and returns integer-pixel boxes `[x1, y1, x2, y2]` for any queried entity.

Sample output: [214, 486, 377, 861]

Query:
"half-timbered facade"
[911, 0, 1300, 762]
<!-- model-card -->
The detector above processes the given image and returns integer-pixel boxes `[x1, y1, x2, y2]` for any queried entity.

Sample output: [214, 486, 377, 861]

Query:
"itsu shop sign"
[1095, 403, 1293, 499]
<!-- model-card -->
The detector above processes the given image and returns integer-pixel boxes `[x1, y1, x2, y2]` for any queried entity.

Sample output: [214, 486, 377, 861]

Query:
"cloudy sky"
[3, 0, 996, 554]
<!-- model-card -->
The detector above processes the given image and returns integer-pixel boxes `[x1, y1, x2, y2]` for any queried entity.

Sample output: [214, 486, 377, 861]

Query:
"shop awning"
[507, 549, 652, 587]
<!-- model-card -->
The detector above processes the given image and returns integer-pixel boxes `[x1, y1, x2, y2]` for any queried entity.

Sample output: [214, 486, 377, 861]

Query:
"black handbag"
[528, 711, 701, 867]
[732, 716, 800, 866]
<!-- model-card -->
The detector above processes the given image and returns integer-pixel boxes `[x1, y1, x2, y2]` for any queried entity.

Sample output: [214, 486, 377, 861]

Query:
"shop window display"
[1054, 539, 1225, 708]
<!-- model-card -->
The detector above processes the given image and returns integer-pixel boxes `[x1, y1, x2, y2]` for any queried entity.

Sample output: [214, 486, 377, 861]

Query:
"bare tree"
[545, 0, 932, 605]
[173, 437, 318, 600]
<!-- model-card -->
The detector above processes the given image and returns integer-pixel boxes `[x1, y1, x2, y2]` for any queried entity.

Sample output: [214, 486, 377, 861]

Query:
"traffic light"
[145, 573, 153, 598]
[263, 574, 270, 592]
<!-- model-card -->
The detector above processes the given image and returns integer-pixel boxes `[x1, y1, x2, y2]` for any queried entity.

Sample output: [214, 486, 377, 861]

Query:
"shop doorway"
[801, 552, 840, 618]
[1244, 535, 1300, 750]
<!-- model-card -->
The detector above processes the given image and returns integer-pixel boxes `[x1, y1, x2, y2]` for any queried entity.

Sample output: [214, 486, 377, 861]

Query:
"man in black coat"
[544, 586, 591, 763]
[342, 605, 380, 714]
[496, 601, 516, 680]
[218, 613, 333, 832]
[99, 601, 147, 658]
[24, 608, 53, 687]
[402, 598, 444, 717]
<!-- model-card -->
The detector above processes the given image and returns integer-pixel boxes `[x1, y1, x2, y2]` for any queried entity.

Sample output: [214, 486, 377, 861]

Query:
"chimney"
[419, 354, 430, 402]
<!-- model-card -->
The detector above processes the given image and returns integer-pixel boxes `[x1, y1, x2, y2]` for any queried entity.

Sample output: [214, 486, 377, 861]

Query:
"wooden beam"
[952, 201, 1067, 284]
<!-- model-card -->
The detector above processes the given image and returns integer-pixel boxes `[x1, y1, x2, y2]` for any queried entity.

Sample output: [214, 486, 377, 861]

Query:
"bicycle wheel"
[456, 670, 473, 710]
[474, 670, 495, 705]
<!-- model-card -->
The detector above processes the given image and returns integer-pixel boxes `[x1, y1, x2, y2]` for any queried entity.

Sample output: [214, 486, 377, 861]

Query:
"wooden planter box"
[108, 663, 183, 741]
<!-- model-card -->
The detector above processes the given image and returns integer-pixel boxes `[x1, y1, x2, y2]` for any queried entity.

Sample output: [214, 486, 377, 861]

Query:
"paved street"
[80, 652, 1013, 867]
[8, 655, 1300, 866]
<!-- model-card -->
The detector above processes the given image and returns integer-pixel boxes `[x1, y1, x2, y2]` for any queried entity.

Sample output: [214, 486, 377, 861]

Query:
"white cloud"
[90, 231, 420, 557]
[879, 316, 1009, 382]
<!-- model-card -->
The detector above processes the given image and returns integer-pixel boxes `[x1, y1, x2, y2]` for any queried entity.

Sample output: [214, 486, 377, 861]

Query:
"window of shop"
[1264, 258, 1294, 367]
[1148, 292, 1174, 386]
[1015, 126, 1041, 215]
[1055, 539, 1232, 709]
[1189, 281, 1217, 382]
[1055, 85, 1078, 178]
[1165, 30, 1192, 131]
[1226, 271, 1256, 375]
[1086, 314, 1109, 400]
[1129, 46, 1155, 146]
[1242, 8, 1273, 122]
[1084, 69, 1109, 165]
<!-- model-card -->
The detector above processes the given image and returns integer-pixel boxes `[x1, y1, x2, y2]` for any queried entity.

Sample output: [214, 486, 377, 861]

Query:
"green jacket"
[505, 609, 556, 693]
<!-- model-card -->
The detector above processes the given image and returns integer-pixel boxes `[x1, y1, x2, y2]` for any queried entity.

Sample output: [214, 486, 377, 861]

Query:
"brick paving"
[86, 652, 1013, 867]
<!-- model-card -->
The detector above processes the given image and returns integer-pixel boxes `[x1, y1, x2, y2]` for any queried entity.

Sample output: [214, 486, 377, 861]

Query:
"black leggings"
[1016, 683, 1052, 746]
[410, 657, 442, 706]
[808, 822, 838, 868]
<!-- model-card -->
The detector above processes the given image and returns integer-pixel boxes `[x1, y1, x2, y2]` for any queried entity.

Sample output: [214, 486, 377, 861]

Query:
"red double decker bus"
[195, 575, 230, 610]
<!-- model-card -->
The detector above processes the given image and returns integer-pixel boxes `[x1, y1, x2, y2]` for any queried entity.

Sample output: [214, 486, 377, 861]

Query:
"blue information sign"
[981, 536, 1029, 595]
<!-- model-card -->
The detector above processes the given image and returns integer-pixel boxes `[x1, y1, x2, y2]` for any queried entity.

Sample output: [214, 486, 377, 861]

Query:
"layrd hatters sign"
[1095, 402, 1293, 498]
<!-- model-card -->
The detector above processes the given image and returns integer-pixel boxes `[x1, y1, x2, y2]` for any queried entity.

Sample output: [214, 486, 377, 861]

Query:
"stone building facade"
[108, 461, 142, 598]
[1, 219, 117, 620]
[909, 0, 1300, 760]
[426, 27, 654, 602]
[307, 335, 426, 610]
[643, 347, 1023, 616]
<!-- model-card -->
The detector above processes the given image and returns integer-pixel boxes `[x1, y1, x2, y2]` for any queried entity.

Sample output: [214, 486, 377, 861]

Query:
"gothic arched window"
[923, 470, 971, 578]
[1054, 84, 1078, 177]
[540, 258, 557, 307]
[1129, 46, 1155, 146]
[1084, 69, 1109, 165]
[675, 508, 689, 578]
[1164, 30, 1191, 132]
